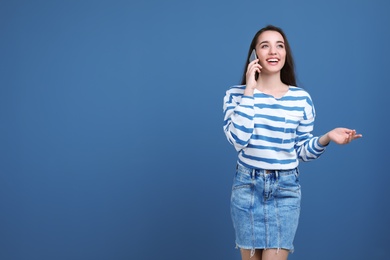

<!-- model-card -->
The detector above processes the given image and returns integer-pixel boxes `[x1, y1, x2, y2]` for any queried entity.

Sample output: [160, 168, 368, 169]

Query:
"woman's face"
[255, 30, 286, 74]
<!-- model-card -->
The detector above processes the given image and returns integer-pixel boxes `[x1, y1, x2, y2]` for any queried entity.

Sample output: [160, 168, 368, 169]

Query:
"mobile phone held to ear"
[249, 49, 257, 62]
[249, 49, 259, 80]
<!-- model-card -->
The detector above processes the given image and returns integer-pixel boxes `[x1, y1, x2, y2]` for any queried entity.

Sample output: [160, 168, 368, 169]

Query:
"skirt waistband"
[236, 163, 298, 177]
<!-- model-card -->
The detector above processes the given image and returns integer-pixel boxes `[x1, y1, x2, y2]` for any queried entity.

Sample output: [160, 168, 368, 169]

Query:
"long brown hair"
[240, 25, 297, 87]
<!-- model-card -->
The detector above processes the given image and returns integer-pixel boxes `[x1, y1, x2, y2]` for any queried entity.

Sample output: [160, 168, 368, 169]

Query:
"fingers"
[347, 129, 363, 139]
[352, 133, 363, 140]
[245, 60, 262, 89]
[248, 65, 261, 76]
[249, 59, 260, 66]
[347, 131, 354, 143]
[345, 129, 362, 143]
[247, 59, 262, 72]
[246, 60, 262, 77]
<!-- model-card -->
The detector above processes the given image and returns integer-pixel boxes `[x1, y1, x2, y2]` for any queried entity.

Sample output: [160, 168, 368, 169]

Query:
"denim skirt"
[231, 164, 301, 253]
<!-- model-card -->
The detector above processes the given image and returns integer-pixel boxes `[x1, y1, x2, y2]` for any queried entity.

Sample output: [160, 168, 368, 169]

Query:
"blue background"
[1, 0, 389, 259]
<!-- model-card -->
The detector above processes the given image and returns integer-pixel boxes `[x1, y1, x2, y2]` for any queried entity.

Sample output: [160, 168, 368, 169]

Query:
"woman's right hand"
[245, 59, 262, 93]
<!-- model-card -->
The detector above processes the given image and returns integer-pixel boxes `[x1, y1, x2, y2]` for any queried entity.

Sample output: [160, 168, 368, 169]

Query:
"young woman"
[222, 25, 362, 260]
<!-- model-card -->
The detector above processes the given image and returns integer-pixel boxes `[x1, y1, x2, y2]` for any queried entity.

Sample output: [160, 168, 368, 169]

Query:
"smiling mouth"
[266, 58, 279, 66]
[266, 58, 279, 64]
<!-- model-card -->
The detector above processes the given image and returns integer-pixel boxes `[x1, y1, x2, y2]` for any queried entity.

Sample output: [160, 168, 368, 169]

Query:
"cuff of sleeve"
[241, 95, 254, 105]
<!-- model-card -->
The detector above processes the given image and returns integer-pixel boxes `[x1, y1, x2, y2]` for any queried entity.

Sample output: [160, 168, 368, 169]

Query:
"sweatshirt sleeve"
[295, 95, 326, 161]
[223, 87, 255, 151]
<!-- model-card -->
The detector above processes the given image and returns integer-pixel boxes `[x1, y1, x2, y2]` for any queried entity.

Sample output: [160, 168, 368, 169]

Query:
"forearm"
[318, 133, 331, 146]
[296, 135, 327, 161]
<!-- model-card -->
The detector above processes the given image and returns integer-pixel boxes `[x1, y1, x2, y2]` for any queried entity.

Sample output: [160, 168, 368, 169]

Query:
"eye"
[277, 44, 285, 49]
[260, 44, 269, 49]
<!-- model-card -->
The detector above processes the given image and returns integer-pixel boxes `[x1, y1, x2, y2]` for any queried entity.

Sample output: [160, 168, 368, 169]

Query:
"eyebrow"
[259, 40, 285, 45]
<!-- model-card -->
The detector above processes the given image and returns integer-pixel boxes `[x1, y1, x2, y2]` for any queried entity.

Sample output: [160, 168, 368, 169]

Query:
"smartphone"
[249, 49, 257, 63]
[249, 49, 259, 80]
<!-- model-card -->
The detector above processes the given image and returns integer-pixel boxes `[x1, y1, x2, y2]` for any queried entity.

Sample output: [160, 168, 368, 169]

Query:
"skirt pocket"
[275, 172, 301, 208]
[231, 172, 254, 210]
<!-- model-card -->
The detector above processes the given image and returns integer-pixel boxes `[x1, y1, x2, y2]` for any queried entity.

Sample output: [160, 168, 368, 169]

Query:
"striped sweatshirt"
[223, 85, 326, 170]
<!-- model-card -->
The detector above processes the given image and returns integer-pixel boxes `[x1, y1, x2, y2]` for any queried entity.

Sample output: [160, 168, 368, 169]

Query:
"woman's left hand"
[324, 128, 363, 145]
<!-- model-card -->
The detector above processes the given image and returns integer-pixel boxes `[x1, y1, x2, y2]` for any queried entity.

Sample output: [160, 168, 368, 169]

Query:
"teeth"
[268, 59, 278, 62]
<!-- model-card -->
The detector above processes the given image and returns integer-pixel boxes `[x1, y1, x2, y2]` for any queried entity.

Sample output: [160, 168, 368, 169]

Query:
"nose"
[268, 46, 277, 55]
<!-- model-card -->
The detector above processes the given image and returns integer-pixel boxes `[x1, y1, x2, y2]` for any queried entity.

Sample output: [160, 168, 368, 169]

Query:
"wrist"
[319, 133, 331, 146]
[244, 87, 255, 96]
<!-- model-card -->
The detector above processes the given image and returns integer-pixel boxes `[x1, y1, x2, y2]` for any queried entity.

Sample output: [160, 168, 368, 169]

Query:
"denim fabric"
[231, 164, 301, 252]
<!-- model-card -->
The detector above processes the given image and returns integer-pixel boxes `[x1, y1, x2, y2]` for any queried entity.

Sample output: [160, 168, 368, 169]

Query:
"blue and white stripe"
[223, 85, 326, 170]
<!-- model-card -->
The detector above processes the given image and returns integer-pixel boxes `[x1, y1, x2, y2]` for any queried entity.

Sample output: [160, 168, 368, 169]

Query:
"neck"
[256, 73, 285, 90]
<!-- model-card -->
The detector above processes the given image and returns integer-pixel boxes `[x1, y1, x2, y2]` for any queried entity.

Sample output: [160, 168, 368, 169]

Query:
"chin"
[263, 68, 282, 75]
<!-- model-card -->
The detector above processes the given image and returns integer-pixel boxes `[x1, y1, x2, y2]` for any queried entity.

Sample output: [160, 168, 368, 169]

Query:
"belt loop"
[294, 168, 299, 178]
[275, 170, 279, 179]
[252, 168, 256, 180]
